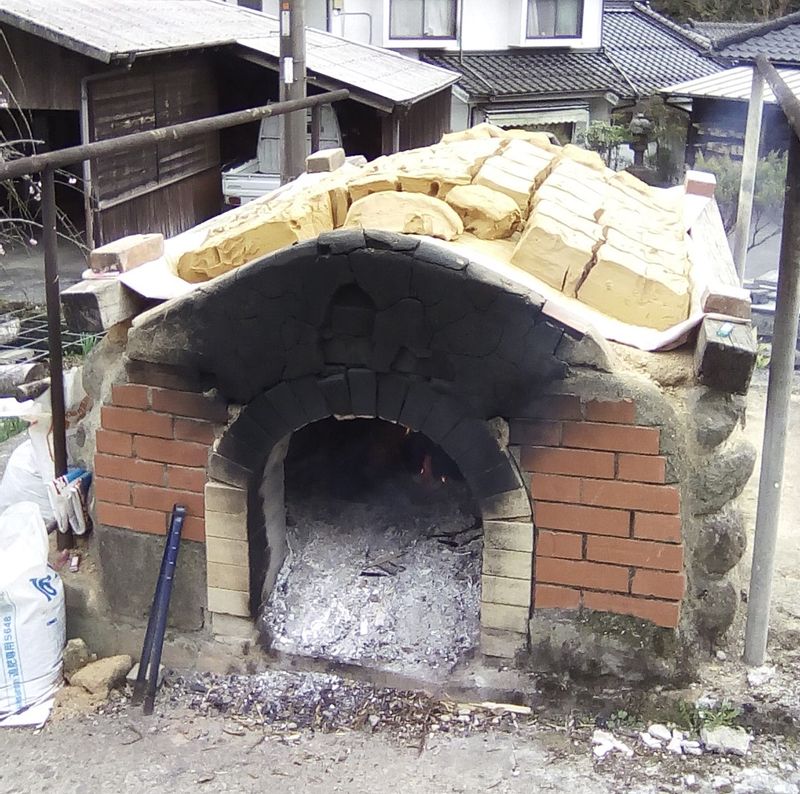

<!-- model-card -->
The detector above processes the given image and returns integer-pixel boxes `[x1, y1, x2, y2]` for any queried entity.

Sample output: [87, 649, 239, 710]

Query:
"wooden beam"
[757, 55, 800, 141]
[693, 317, 757, 395]
[61, 278, 145, 334]
[689, 197, 752, 320]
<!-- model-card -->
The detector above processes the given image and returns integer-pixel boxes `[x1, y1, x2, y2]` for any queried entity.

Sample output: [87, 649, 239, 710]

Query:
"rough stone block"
[482, 548, 532, 580]
[347, 369, 377, 417]
[480, 627, 527, 659]
[376, 373, 410, 422]
[481, 575, 531, 608]
[290, 377, 330, 424]
[397, 381, 435, 431]
[318, 372, 352, 416]
[264, 381, 308, 429]
[216, 431, 265, 472]
[246, 393, 293, 441]
[207, 587, 250, 617]
[481, 602, 530, 633]
[484, 520, 534, 553]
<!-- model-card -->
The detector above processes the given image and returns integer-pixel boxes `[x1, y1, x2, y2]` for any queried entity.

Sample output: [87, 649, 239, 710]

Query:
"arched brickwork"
[205, 371, 534, 657]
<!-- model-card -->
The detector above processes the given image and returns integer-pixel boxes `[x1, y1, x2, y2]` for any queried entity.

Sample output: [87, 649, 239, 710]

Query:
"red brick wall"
[512, 394, 685, 629]
[94, 384, 225, 542]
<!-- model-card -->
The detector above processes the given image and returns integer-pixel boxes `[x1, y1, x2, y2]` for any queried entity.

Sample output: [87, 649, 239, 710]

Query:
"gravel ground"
[1, 669, 799, 794]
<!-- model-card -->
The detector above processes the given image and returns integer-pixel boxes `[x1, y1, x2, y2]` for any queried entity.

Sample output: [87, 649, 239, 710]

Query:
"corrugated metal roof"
[662, 65, 800, 103]
[0, 0, 458, 105]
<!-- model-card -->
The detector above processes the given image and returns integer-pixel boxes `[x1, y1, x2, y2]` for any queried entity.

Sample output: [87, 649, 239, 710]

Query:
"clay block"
[577, 242, 691, 330]
[306, 147, 346, 173]
[89, 233, 164, 273]
[445, 184, 521, 240]
[473, 156, 536, 211]
[511, 207, 602, 294]
[344, 192, 464, 241]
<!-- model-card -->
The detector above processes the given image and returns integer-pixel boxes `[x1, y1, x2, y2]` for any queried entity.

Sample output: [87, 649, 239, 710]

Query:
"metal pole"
[744, 129, 800, 666]
[280, 0, 308, 183]
[0, 91, 348, 182]
[311, 103, 321, 154]
[42, 167, 72, 550]
[733, 67, 764, 283]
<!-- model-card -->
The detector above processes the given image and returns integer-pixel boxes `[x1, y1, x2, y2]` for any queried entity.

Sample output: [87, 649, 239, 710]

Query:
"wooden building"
[0, 0, 457, 246]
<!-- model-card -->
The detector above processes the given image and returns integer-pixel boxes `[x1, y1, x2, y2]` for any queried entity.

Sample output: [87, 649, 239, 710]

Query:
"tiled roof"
[421, 50, 632, 98]
[683, 20, 758, 44]
[714, 12, 800, 64]
[421, 2, 722, 100]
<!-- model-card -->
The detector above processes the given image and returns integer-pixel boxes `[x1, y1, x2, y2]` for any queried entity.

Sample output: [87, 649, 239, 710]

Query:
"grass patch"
[0, 417, 27, 443]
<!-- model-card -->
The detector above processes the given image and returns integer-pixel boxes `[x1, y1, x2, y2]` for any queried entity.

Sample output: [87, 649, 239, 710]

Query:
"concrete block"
[481, 602, 530, 633]
[207, 561, 250, 592]
[482, 574, 531, 608]
[484, 520, 534, 553]
[480, 627, 527, 659]
[211, 613, 257, 640]
[205, 482, 247, 515]
[90, 233, 164, 272]
[207, 587, 250, 617]
[306, 147, 346, 173]
[482, 548, 532, 580]
[205, 536, 249, 567]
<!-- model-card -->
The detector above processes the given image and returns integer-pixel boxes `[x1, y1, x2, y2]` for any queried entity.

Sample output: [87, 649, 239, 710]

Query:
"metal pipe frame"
[2, 91, 349, 548]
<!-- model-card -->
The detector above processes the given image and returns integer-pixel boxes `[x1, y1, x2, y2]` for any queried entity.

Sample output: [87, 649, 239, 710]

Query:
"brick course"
[514, 394, 684, 630]
[94, 382, 220, 542]
[94, 383, 685, 632]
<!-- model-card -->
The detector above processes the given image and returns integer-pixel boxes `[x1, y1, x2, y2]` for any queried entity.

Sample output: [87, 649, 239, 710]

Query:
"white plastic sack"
[0, 502, 65, 718]
[0, 440, 54, 521]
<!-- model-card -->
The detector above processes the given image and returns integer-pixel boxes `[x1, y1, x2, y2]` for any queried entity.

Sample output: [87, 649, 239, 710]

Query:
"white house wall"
[263, 0, 602, 51]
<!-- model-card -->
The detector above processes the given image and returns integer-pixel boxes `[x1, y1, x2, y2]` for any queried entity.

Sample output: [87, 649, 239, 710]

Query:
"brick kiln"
[79, 125, 756, 681]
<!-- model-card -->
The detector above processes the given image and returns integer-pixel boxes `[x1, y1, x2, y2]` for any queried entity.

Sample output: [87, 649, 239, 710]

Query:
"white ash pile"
[259, 425, 481, 678]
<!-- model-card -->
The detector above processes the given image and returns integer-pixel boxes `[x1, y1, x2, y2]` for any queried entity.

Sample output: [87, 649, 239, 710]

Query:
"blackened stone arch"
[127, 229, 569, 419]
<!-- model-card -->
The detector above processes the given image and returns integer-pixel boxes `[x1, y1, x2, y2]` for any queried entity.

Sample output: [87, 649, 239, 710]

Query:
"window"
[389, 0, 457, 39]
[527, 0, 582, 38]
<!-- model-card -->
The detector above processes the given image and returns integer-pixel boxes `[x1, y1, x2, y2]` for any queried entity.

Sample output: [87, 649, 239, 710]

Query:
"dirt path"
[0, 698, 798, 794]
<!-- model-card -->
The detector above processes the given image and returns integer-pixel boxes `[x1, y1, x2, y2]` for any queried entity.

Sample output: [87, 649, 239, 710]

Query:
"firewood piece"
[0, 363, 47, 397]
[61, 278, 144, 334]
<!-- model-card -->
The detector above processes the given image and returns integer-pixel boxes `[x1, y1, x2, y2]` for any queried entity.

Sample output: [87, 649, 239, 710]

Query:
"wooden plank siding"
[88, 54, 221, 244]
[95, 168, 221, 246]
[0, 25, 92, 111]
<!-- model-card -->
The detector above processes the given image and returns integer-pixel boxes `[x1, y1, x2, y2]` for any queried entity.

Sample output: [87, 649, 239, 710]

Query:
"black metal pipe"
[131, 511, 180, 706]
[42, 167, 72, 550]
[311, 104, 322, 154]
[0, 90, 350, 181]
[143, 505, 186, 716]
